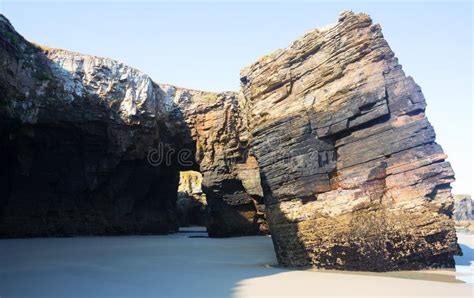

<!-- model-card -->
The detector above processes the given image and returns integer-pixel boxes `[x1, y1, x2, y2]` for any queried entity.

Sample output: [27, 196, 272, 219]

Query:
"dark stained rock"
[0, 15, 182, 237]
[239, 11, 458, 271]
[0, 14, 267, 238]
[164, 87, 268, 236]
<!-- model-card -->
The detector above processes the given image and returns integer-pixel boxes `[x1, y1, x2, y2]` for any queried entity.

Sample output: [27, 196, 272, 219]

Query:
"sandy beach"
[0, 228, 472, 297]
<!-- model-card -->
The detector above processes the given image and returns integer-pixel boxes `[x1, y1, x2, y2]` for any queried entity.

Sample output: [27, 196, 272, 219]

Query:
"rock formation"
[177, 171, 207, 226]
[454, 194, 473, 222]
[453, 194, 473, 230]
[240, 11, 458, 270]
[162, 86, 267, 236]
[0, 15, 182, 236]
[0, 14, 265, 237]
[0, 11, 459, 271]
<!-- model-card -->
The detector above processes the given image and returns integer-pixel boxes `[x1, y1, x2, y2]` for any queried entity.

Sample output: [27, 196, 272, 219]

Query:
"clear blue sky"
[1, 1, 472, 194]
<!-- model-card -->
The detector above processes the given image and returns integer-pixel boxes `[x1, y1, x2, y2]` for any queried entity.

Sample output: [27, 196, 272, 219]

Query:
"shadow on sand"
[0, 228, 285, 298]
[456, 243, 474, 266]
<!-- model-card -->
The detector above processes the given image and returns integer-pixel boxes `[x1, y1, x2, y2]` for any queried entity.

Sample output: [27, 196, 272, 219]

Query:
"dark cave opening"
[0, 119, 182, 237]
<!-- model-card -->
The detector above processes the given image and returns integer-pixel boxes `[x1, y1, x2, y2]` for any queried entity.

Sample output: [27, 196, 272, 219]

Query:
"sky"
[1, 1, 472, 194]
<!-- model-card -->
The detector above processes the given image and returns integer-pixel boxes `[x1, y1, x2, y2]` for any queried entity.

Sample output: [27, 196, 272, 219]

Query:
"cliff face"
[0, 14, 265, 237]
[240, 11, 458, 270]
[162, 86, 267, 236]
[0, 15, 182, 236]
[0, 12, 458, 271]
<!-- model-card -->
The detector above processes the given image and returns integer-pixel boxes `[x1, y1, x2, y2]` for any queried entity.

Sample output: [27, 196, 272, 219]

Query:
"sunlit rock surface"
[240, 11, 458, 270]
[177, 171, 207, 226]
[454, 194, 473, 232]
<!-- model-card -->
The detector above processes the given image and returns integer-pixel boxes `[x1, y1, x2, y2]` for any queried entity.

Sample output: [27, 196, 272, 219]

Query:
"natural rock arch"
[0, 12, 458, 271]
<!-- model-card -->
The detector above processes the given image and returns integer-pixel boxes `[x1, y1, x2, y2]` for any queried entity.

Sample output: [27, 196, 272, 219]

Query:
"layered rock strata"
[163, 86, 267, 236]
[0, 11, 459, 271]
[239, 11, 458, 270]
[0, 14, 265, 237]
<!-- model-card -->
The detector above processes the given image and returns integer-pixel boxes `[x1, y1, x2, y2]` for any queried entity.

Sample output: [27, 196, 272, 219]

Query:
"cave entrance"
[177, 170, 208, 228]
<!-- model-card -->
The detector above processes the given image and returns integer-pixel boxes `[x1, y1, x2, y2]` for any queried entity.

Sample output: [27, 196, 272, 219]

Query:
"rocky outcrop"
[0, 15, 183, 236]
[240, 11, 458, 270]
[454, 194, 473, 222]
[163, 86, 267, 236]
[0, 14, 266, 237]
[0, 11, 459, 271]
[453, 194, 473, 225]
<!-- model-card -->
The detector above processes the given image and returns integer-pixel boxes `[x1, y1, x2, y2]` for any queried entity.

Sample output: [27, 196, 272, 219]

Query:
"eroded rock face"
[454, 194, 473, 222]
[163, 86, 267, 236]
[177, 171, 207, 226]
[0, 15, 183, 236]
[240, 11, 458, 270]
[0, 14, 266, 237]
[0, 11, 459, 271]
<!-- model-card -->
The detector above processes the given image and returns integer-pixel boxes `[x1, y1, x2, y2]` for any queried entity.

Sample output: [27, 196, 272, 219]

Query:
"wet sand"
[0, 228, 472, 297]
